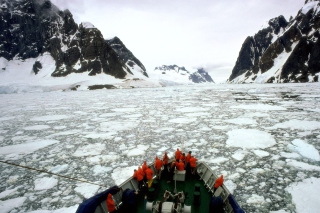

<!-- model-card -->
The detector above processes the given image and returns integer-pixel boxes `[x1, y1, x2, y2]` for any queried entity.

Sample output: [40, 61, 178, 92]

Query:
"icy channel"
[0, 83, 319, 213]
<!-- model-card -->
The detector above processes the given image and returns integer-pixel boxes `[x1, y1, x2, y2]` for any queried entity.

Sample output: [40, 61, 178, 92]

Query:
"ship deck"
[119, 169, 212, 213]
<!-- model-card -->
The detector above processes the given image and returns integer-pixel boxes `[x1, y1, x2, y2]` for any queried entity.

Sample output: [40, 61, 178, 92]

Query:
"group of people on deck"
[132, 148, 199, 191]
[106, 148, 224, 212]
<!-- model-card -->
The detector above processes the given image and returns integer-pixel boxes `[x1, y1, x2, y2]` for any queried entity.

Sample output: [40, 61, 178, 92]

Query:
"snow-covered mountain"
[228, 0, 320, 83]
[151, 65, 214, 86]
[0, 0, 157, 92]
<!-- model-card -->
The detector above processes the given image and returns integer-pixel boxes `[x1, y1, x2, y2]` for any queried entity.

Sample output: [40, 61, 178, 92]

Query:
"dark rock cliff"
[0, 0, 141, 79]
[106, 36, 148, 77]
[228, 1, 320, 83]
[154, 65, 214, 83]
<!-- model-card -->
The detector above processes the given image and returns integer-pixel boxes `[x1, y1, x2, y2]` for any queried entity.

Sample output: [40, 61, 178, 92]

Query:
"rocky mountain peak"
[106, 36, 148, 77]
[0, 0, 147, 82]
[228, 1, 320, 83]
[304, 0, 319, 4]
[268, 15, 288, 35]
[154, 65, 214, 84]
[155, 65, 188, 73]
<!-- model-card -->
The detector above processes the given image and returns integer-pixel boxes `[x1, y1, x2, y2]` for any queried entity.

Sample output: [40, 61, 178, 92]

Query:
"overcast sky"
[50, 0, 305, 83]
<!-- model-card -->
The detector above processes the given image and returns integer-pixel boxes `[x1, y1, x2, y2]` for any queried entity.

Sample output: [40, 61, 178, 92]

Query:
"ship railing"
[196, 162, 234, 213]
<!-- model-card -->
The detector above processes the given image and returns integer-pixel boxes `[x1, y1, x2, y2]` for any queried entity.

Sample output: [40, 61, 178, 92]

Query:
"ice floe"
[74, 183, 100, 199]
[226, 129, 276, 149]
[0, 197, 27, 213]
[286, 177, 320, 213]
[72, 143, 105, 157]
[0, 140, 59, 159]
[23, 125, 51, 130]
[30, 115, 69, 121]
[286, 159, 320, 171]
[287, 139, 320, 161]
[34, 177, 58, 191]
[231, 104, 286, 111]
[111, 166, 137, 185]
[268, 119, 320, 130]
[126, 145, 149, 157]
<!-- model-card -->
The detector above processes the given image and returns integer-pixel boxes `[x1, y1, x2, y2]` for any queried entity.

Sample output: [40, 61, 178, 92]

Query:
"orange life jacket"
[214, 175, 224, 189]
[175, 161, 184, 171]
[189, 157, 197, 168]
[175, 149, 182, 160]
[106, 194, 116, 212]
[146, 168, 154, 180]
[142, 161, 147, 173]
[163, 153, 169, 165]
[133, 169, 144, 181]
[185, 153, 191, 163]
[155, 158, 163, 170]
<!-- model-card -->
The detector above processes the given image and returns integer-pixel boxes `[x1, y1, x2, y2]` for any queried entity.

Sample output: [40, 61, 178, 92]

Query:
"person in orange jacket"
[185, 151, 192, 172]
[180, 153, 186, 163]
[106, 193, 117, 212]
[142, 161, 148, 182]
[162, 152, 169, 174]
[175, 160, 185, 171]
[189, 156, 198, 175]
[154, 156, 163, 179]
[214, 175, 224, 192]
[133, 168, 144, 191]
[145, 166, 154, 188]
[138, 166, 145, 178]
[175, 148, 182, 161]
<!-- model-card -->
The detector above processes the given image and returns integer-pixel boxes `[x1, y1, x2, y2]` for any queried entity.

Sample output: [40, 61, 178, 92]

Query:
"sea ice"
[49, 164, 69, 174]
[25, 205, 78, 213]
[224, 180, 237, 194]
[286, 177, 320, 213]
[247, 194, 265, 204]
[280, 152, 300, 159]
[72, 143, 105, 157]
[0, 140, 59, 159]
[231, 104, 286, 111]
[111, 166, 137, 185]
[252, 149, 270, 158]
[30, 115, 69, 121]
[0, 197, 27, 213]
[286, 159, 320, 171]
[92, 165, 113, 175]
[175, 107, 210, 112]
[100, 121, 139, 132]
[83, 132, 116, 139]
[23, 125, 51, 130]
[0, 186, 21, 199]
[270, 210, 290, 213]
[225, 117, 257, 125]
[127, 145, 150, 157]
[226, 129, 276, 149]
[34, 177, 58, 191]
[168, 117, 197, 124]
[268, 119, 320, 130]
[287, 139, 320, 161]
[74, 183, 100, 199]
[0, 83, 319, 213]
[206, 156, 229, 164]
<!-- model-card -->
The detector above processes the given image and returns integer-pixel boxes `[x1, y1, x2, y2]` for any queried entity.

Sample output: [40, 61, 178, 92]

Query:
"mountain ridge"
[0, 0, 156, 91]
[228, 0, 320, 83]
[152, 65, 214, 85]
